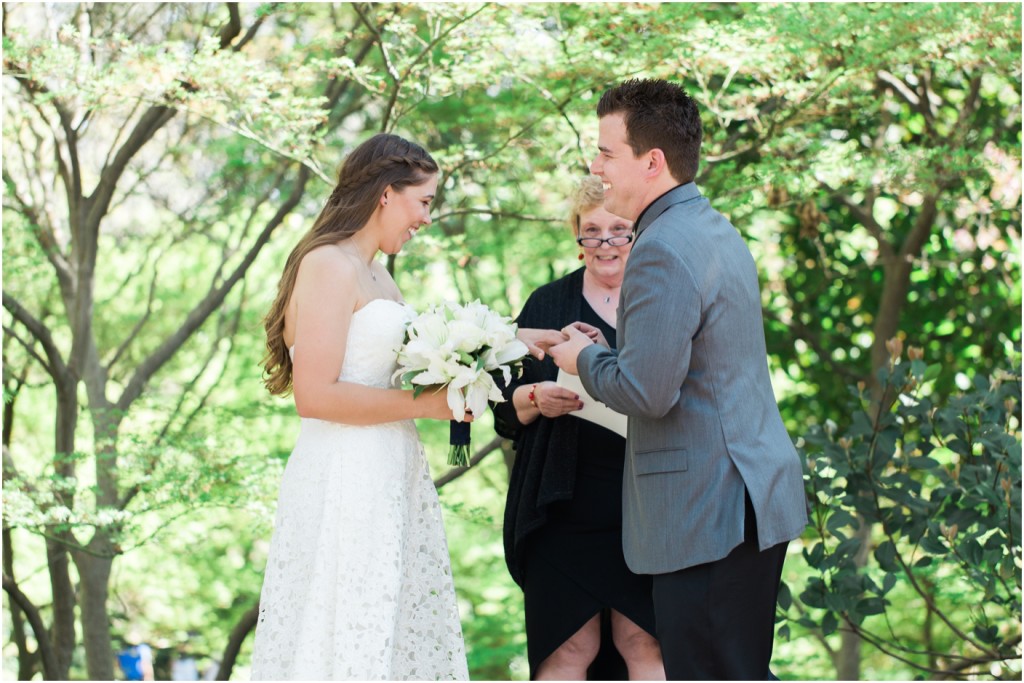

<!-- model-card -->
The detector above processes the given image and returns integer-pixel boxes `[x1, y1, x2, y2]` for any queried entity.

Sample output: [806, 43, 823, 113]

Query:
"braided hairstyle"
[262, 133, 439, 395]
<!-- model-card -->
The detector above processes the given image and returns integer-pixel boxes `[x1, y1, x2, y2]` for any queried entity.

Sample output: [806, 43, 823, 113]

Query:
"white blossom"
[394, 300, 528, 420]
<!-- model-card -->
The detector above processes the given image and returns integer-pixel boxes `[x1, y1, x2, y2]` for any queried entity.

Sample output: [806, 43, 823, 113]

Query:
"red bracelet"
[528, 384, 538, 408]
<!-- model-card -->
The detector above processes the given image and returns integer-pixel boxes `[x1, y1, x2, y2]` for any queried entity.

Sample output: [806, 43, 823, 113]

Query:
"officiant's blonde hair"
[569, 175, 607, 236]
[262, 133, 438, 396]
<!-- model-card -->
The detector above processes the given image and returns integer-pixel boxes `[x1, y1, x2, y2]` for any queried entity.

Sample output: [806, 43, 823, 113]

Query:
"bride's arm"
[288, 247, 456, 425]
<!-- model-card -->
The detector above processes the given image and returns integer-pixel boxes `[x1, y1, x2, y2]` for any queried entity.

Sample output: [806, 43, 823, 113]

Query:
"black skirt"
[519, 301, 657, 679]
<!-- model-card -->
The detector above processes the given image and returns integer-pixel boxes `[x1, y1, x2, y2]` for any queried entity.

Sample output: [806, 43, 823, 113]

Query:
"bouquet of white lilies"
[394, 300, 529, 467]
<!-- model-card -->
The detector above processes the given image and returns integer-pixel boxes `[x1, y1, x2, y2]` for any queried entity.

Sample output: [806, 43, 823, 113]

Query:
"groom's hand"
[566, 321, 610, 349]
[517, 327, 569, 360]
[548, 325, 595, 376]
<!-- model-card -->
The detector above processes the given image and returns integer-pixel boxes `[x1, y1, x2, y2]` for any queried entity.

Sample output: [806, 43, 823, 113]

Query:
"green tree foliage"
[796, 349, 1021, 678]
[2, 2, 1020, 680]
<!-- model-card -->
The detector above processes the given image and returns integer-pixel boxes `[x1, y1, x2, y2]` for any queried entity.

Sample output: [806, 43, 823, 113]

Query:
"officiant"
[493, 175, 664, 680]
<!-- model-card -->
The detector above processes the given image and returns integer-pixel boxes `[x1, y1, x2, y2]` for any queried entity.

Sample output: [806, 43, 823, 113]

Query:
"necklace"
[585, 275, 618, 305]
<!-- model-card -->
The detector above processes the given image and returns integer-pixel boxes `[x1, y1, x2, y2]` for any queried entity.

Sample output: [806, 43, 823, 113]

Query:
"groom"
[549, 79, 808, 679]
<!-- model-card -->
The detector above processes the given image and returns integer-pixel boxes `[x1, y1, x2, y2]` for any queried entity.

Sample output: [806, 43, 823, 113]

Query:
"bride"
[253, 133, 470, 680]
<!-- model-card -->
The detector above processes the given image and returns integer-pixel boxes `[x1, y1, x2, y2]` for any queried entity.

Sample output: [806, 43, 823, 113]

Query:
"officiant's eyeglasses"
[576, 234, 634, 248]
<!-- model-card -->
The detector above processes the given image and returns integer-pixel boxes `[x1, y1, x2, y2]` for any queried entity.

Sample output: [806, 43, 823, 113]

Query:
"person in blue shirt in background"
[116, 635, 155, 681]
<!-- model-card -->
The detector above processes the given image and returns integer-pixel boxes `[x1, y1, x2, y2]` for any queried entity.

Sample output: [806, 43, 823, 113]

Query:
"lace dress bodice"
[334, 298, 412, 387]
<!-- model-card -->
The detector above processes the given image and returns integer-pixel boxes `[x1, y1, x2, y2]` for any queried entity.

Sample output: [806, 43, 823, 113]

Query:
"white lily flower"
[395, 301, 529, 421]
[493, 339, 529, 367]
[448, 319, 489, 355]
[464, 373, 502, 420]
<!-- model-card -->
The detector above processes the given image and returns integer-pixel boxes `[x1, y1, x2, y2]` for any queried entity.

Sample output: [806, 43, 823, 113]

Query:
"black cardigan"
[495, 267, 588, 586]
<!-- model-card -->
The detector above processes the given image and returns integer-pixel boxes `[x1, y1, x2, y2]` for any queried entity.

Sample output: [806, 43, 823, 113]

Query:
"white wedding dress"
[250, 299, 468, 681]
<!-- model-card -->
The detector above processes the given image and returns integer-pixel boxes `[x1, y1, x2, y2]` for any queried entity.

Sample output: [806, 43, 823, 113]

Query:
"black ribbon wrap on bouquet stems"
[448, 420, 471, 467]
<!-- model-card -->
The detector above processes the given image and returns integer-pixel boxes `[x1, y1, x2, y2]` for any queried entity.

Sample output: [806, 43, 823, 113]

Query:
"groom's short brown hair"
[597, 79, 702, 184]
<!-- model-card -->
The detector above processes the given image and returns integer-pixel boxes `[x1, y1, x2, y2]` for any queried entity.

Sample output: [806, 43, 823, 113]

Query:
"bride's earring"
[578, 252, 584, 261]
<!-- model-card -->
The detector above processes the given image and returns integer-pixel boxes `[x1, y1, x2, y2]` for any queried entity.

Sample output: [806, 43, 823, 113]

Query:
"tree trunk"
[48, 381, 81, 678]
[2, 402, 37, 680]
[74, 546, 116, 680]
[500, 439, 514, 476]
[3, 527, 40, 680]
[76, 407, 121, 681]
[836, 519, 873, 680]
[834, 191, 939, 680]
[217, 603, 260, 680]
[868, 260, 913, 396]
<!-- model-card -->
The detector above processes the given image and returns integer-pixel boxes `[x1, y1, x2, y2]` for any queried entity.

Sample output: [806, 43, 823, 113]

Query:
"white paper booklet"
[556, 369, 628, 438]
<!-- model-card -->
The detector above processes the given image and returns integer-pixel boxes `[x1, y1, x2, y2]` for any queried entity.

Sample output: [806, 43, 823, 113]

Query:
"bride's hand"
[517, 327, 569, 360]
[415, 386, 474, 422]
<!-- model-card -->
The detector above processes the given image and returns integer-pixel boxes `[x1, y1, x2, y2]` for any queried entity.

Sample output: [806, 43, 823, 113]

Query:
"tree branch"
[898, 191, 940, 262]
[106, 262, 161, 371]
[1, 293, 68, 382]
[3, 52, 84, 202]
[386, 3, 489, 128]
[111, 4, 366, 410]
[85, 1, 247, 241]
[435, 208, 563, 224]
[876, 69, 921, 108]
[218, 3, 242, 49]
[954, 75, 984, 131]
[84, 104, 180, 241]
[762, 308, 859, 383]
[2, 169, 76, 299]
[2, 573, 61, 680]
[2, 325, 53, 377]
[2, 524, 40, 680]
[433, 435, 502, 489]
[120, 292, 244, 510]
[877, 69, 936, 135]
[841, 621, 1008, 676]
[791, 600, 838, 665]
[216, 603, 260, 680]
[353, 3, 402, 131]
[116, 165, 312, 412]
[823, 183, 895, 261]
[232, 4, 276, 52]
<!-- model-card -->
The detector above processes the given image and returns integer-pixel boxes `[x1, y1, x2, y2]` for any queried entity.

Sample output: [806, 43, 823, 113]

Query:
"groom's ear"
[646, 148, 668, 178]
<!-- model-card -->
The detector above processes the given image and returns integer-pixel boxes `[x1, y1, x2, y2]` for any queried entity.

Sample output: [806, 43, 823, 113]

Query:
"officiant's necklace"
[585, 275, 619, 305]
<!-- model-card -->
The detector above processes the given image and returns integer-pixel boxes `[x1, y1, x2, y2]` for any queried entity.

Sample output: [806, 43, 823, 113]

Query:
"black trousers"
[651, 493, 789, 680]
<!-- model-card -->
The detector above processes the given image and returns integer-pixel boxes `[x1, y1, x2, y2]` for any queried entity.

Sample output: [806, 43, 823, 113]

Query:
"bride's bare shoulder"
[298, 243, 360, 281]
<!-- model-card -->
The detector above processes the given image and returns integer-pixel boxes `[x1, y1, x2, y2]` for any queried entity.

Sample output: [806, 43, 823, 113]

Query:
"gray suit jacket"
[578, 183, 808, 574]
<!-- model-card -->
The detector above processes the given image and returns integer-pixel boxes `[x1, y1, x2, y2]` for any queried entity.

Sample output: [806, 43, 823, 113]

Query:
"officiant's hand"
[565, 321, 610, 349]
[548, 325, 595, 376]
[517, 328, 569, 360]
[521, 381, 584, 420]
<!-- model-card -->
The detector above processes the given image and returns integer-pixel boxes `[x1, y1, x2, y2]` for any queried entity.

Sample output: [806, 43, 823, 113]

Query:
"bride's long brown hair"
[262, 133, 439, 395]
